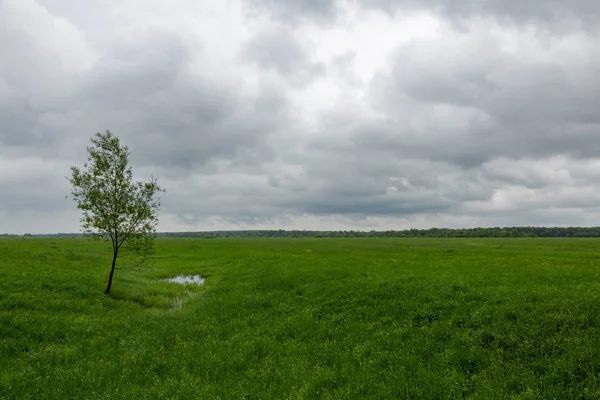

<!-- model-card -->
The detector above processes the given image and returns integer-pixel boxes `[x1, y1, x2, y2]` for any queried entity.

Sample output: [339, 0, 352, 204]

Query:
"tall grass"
[2, 238, 600, 398]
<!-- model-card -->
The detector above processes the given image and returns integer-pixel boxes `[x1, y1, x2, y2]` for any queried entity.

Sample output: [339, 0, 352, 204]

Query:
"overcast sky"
[2, 0, 600, 234]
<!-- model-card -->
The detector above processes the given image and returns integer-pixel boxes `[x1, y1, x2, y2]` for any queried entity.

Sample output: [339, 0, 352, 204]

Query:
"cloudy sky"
[2, 0, 600, 234]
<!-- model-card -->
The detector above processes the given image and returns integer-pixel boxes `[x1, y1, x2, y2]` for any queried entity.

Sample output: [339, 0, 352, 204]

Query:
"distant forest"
[7, 226, 600, 238]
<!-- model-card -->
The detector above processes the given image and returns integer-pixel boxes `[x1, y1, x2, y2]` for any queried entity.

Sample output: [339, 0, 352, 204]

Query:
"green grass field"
[2, 238, 600, 399]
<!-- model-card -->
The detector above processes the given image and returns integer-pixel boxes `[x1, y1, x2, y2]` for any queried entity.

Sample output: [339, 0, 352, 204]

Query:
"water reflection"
[162, 275, 205, 285]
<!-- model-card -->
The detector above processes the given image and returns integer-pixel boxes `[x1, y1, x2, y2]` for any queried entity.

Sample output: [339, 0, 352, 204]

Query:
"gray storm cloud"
[250, 0, 600, 30]
[362, 0, 600, 31]
[1, 0, 600, 233]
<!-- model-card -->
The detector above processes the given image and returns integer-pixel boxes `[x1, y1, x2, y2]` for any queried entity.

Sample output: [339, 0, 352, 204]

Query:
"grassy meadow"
[2, 237, 600, 399]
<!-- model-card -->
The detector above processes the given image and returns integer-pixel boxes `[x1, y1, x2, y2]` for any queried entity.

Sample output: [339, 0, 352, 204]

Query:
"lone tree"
[67, 130, 164, 294]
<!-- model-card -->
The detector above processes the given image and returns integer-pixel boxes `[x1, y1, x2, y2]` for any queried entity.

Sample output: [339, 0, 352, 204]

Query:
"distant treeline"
[5, 227, 600, 239]
[157, 227, 600, 238]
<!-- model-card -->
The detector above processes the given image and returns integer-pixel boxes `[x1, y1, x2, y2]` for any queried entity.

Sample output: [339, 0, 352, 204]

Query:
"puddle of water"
[163, 275, 205, 286]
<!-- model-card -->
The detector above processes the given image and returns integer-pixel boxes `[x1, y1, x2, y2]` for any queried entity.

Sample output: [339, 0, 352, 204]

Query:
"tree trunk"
[105, 250, 118, 294]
